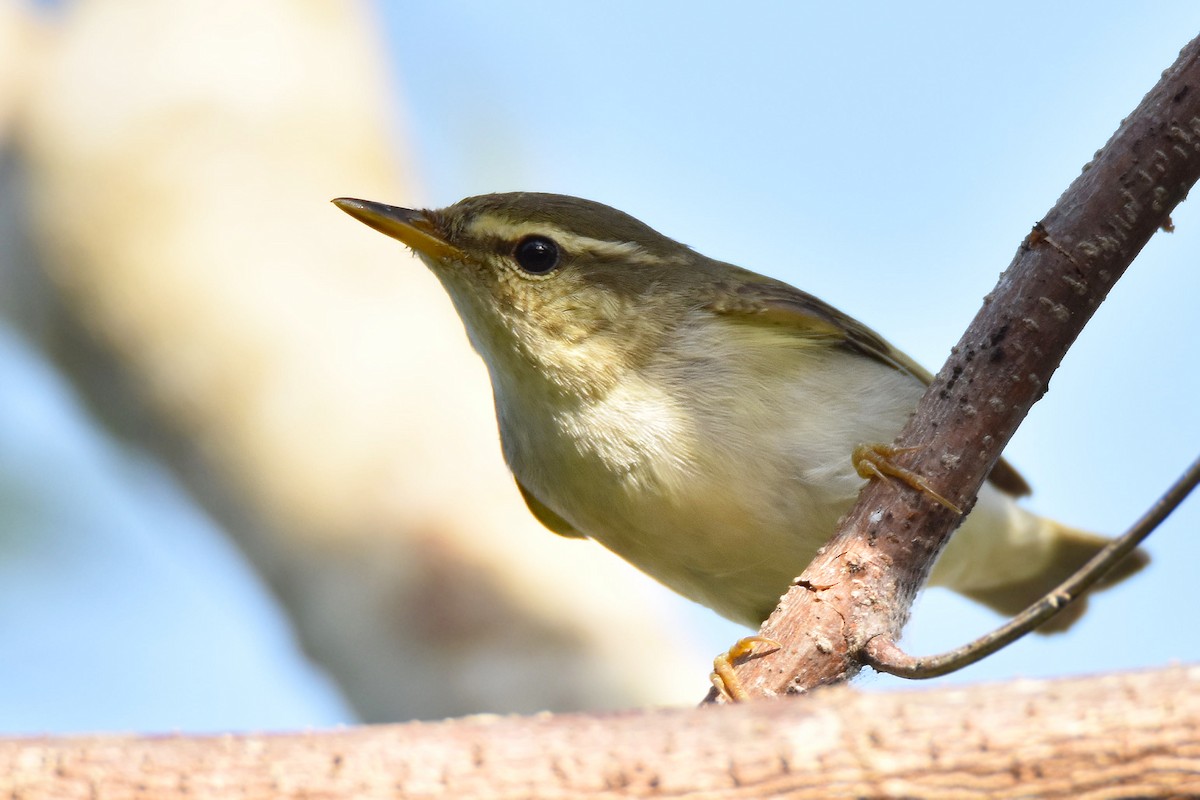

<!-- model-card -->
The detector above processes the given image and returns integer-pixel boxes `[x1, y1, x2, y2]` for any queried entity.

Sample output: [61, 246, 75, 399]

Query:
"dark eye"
[513, 235, 560, 274]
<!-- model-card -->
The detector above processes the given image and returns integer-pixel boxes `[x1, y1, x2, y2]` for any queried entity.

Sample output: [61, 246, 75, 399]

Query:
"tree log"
[2, 665, 1197, 799]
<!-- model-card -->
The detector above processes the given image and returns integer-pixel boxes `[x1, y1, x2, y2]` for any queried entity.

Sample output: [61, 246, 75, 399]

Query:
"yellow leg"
[852, 443, 963, 515]
[711, 636, 780, 702]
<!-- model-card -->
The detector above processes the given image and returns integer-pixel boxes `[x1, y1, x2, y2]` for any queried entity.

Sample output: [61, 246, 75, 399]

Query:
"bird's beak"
[332, 197, 466, 262]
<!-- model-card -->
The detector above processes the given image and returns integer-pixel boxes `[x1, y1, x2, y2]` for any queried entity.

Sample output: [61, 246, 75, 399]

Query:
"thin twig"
[865, 454, 1200, 679]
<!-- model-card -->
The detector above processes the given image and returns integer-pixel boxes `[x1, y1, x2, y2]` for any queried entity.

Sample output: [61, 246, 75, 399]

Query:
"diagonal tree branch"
[714, 33, 1200, 700]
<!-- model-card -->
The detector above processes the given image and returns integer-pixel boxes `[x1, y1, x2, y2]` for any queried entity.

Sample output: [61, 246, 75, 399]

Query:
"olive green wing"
[515, 478, 587, 539]
[703, 274, 932, 380]
[704, 273, 1032, 497]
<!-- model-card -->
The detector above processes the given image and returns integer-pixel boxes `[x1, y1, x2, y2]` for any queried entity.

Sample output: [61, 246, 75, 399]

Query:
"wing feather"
[516, 479, 587, 538]
[703, 274, 1032, 497]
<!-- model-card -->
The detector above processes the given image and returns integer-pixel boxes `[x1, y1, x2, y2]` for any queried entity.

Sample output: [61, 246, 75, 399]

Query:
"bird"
[333, 192, 1146, 639]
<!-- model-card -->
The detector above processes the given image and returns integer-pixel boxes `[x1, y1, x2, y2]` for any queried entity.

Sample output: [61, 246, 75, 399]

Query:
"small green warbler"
[334, 192, 1145, 632]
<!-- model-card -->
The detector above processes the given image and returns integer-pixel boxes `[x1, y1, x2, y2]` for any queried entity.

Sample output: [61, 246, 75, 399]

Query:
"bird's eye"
[513, 235, 560, 274]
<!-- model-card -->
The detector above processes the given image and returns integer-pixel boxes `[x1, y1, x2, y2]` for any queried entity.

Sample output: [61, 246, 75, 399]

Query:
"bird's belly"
[531, 402, 866, 627]
[498, 348, 920, 627]
[584, 473, 851, 627]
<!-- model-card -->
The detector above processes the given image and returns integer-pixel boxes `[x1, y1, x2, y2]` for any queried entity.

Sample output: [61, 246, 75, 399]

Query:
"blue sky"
[2, 3, 1198, 732]
[383, 2, 1200, 691]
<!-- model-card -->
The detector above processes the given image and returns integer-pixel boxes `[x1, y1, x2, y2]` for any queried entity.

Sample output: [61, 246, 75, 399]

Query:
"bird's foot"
[711, 635, 780, 702]
[852, 443, 962, 514]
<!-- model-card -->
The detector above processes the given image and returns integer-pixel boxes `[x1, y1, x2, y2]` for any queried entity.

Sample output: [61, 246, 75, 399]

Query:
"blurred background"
[1, 1, 1197, 734]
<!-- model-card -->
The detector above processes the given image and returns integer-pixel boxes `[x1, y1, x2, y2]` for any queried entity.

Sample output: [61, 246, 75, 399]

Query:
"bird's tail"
[930, 487, 1149, 633]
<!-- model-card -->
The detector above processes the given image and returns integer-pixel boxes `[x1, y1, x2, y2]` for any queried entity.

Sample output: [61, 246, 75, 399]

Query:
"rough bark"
[2, 666, 1197, 799]
[714, 33, 1200, 701]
